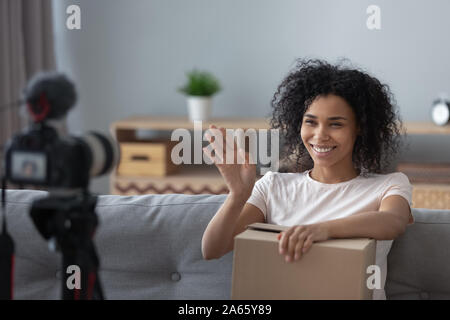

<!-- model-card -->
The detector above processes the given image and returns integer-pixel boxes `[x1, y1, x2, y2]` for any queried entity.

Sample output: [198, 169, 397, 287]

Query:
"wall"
[52, 0, 450, 194]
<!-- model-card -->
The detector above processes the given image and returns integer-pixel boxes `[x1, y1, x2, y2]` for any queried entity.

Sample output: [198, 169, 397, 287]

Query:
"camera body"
[5, 123, 118, 189]
[6, 124, 92, 188]
[3, 72, 118, 190]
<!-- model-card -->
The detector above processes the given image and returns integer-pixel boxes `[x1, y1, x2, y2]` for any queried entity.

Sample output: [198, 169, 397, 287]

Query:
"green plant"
[178, 69, 221, 97]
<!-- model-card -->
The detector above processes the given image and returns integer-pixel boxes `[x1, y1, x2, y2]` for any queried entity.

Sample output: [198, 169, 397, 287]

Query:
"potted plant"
[178, 69, 221, 121]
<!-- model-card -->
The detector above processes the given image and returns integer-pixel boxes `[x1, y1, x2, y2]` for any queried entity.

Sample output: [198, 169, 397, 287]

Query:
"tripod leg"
[89, 270, 104, 300]
[62, 243, 104, 300]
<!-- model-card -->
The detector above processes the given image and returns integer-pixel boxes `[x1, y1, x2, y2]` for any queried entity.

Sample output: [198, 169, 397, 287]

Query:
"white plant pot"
[187, 96, 212, 121]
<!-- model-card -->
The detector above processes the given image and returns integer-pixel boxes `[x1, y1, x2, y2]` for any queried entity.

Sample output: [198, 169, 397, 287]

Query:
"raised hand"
[202, 124, 256, 201]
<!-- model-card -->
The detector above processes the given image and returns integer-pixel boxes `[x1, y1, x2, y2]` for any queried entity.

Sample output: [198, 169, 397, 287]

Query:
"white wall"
[52, 0, 450, 194]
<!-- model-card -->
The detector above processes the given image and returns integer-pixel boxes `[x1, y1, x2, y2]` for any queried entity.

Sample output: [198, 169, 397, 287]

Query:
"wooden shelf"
[111, 116, 271, 131]
[110, 116, 272, 195]
[411, 183, 450, 209]
[404, 122, 450, 135]
[111, 164, 229, 195]
[111, 117, 450, 135]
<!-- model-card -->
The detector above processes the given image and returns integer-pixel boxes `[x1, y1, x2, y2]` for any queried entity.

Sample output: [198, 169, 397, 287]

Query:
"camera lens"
[80, 132, 120, 177]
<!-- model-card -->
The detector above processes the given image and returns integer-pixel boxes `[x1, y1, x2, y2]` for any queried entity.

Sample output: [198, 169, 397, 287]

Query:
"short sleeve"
[381, 172, 414, 224]
[246, 171, 274, 220]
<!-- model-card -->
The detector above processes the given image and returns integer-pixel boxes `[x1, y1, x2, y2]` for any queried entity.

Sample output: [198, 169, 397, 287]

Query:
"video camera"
[1, 72, 120, 300]
[4, 72, 118, 188]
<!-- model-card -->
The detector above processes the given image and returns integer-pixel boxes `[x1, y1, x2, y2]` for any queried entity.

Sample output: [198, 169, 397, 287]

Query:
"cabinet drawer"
[117, 142, 178, 176]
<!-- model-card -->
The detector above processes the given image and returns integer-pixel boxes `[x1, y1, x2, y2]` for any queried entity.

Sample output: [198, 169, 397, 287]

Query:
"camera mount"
[29, 191, 104, 300]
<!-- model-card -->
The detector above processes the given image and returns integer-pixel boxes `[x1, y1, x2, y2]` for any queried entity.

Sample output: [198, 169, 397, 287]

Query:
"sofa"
[3, 189, 450, 300]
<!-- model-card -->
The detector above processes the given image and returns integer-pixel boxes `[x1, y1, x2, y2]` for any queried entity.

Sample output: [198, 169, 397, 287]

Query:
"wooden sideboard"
[110, 117, 450, 209]
[110, 116, 270, 195]
[401, 121, 450, 209]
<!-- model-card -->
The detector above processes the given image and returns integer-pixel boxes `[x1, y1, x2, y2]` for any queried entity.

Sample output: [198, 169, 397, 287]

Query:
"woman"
[201, 59, 413, 300]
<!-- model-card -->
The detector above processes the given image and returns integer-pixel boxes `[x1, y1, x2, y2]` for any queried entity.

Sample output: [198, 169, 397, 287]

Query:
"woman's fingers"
[204, 124, 244, 165]
[302, 235, 313, 254]
[279, 226, 309, 263]
[286, 227, 304, 262]
[202, 145, 224, 165]
[204, 126, 226, 164]
[293, 232, 308, 261]
[278, 227, 295, 255]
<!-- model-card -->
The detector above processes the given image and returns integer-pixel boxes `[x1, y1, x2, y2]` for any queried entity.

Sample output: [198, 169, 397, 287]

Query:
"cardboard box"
[231, 223, 376, 300]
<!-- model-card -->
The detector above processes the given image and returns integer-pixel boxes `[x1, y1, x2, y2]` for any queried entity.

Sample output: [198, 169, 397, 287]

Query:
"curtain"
[0, 0, 55, 169]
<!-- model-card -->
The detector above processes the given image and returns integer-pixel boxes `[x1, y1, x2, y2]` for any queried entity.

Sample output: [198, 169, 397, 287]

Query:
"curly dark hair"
[270, 58, 405, 176]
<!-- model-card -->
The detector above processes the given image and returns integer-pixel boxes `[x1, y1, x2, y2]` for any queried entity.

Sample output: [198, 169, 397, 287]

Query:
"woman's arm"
[201, 124, 264, 260]
[323, 195, 412, 240]
[278, 195, 412, 262]
[202, 197, 265, 260]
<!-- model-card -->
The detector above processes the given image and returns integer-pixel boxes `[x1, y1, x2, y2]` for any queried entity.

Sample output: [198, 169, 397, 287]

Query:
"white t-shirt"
[246, 169, 413, 300]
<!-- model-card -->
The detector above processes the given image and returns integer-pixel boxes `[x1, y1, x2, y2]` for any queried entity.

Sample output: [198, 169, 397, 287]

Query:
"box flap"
[246, 222, 290, 233]
[242, 223, 374, 251]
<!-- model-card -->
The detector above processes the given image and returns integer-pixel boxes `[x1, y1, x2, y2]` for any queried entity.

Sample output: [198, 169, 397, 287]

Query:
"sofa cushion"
[386, 208, 450, 299]
[5, 190, 231, 299]
[5, 189, 450, 300]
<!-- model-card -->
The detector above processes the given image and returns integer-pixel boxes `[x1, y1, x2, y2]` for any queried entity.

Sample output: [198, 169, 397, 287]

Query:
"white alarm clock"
[431, 99, 450, 126]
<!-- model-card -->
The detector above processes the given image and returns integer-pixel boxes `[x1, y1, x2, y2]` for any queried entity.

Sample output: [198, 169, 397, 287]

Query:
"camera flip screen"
[11, 151, 47, 183]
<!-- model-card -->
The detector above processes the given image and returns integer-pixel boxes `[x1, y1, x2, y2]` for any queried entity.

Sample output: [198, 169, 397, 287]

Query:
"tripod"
[29, 191, 104, 300]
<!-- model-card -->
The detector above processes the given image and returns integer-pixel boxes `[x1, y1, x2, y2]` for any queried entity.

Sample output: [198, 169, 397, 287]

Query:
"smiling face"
[300, 94, 360, 173]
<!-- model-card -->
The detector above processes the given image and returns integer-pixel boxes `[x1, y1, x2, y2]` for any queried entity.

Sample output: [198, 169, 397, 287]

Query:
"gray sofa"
[3, 189, 450, 300]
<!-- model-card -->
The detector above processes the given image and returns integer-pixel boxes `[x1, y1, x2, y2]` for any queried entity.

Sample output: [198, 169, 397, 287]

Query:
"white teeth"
[312, 145, 335, 153]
